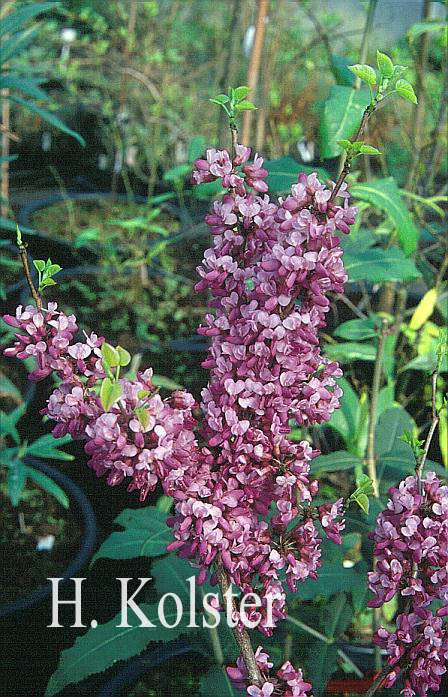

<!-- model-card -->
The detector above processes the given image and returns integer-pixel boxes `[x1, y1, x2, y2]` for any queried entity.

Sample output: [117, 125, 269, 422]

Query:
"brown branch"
[215, 558, 262, 687]
[329, 103, 375, 201]
[18, 241, 42, 310]
[415, 369, 440, 484]
[363, 663, 394, 697]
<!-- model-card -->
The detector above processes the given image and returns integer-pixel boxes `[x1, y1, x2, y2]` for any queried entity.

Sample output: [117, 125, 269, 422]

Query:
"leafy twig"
[16, 226, 42, 310]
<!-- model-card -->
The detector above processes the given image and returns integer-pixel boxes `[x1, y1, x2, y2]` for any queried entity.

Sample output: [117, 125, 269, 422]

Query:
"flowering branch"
[215, 558, 263, 687]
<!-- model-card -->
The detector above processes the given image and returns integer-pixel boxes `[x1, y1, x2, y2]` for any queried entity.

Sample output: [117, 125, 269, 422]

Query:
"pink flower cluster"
[3, 145, 353, 696]
[227, 646, 313, 697]
[3, 303, 200, 501]
[369, 473, 448, 695]
[164, 148, 352, 637]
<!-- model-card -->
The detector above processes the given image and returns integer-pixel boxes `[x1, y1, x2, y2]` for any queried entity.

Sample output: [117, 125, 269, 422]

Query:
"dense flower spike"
[3, 144, 354, 691]
[369, 473, 448, 695]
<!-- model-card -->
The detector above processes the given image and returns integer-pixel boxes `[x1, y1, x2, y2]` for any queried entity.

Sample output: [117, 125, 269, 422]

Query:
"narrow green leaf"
[7, 459, 26, 507]
[25, 466, 69, 508]
[26, 433, 74, 461]
[0, 26, 39, 63]
[0, 3, 59, 38]
[0, 75, 49, 100]
[8, 95, 85, 146]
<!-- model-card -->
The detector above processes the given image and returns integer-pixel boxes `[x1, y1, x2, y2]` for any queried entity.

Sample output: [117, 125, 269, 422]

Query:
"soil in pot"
[0, 472, 82, 606]
[26, 199, 209, 357]
[125, 652, 209, 697]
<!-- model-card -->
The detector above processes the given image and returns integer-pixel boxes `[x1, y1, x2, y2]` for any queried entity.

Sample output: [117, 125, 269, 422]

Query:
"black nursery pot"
[94, 641, 191, 697]
[0, 457, 97, 619]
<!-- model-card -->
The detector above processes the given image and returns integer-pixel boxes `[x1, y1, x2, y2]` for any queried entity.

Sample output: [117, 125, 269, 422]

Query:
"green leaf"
[199, 667, 238, 697]
[8, 95, 85, 146]
[320, 85, 371, 159]
[0, 404, 25, 444]
[408, 21, 447, 42]
[0, 216, 35, 234]
[101, 343, 120, 368]
[163, 164, 191, 182]
[91, 507, 170, 563]
[7, 458, 26, 507]
[187, 135, 206, 162]
[151, 374, 183, 391]
[333, 317, 379, 341]
[350, 178, 419, 255]
[116, 345, 131, 367]
[135, 406, 150, 429]
[233, 86, 250, 101]
[348, 63, 377, 85]
[358, 144, 381, 155]
[336, 139, 353, 150]
[376, 51, 394, 78]
[100, 378, 122, 412]
[210, 94, 229, 104]
[325, 342, 377, 363]
[330, 55, 356, 87]
[0, 75, 48, 100]
[0, 26, 39, 63]
[264, 156, 330, 193]
[46, 263, 62, 277]
[25, 466, 69, 508]
[234, 100, 257, 111]
[311, 451, 361, 474]
[345, 246, 421, 283]
[0, 3, 58, 38]
[395, 79, 418, 104]
[298, 561, 360, 600]
[355, 493, 369, 514]
[152, 554, 195, 600]
[0, 372, 22, 403]
[325, 378, 360, 448]
[33, 259, 45, 272]
[375, 407, 415, 457]
[45, 604, 191, 697]
[25, 433, 74, 461]
[323, 593, 353, 639]
[40, 278, 56, 289]
[307, 641, 339, 696]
